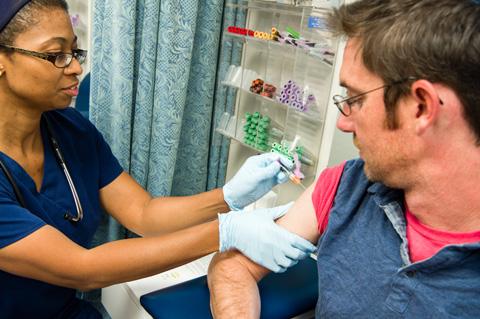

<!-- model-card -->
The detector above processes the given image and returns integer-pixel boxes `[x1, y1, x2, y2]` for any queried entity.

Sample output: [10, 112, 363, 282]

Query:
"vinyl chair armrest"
[140, 257, 318, 319]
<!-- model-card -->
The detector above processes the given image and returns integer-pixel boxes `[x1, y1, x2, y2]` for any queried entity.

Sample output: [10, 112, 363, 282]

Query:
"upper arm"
[276, 182, 320, 243]
[207, 183, 320, 318]
[99, 171, 151, 233]
[209, 182, 320, 283]
[278, 162, 346, 240]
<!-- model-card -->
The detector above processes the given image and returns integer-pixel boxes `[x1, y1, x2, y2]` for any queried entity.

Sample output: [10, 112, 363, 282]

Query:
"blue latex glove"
[218, 203, 316, 273]
[223, 153, 293, 211]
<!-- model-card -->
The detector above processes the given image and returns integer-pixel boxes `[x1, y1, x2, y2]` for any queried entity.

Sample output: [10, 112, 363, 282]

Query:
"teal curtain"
[90, 0, 231, 246]
[91, 0, 225, 199]
[85, 0, 244, 310]
[207, 0, 246, 190]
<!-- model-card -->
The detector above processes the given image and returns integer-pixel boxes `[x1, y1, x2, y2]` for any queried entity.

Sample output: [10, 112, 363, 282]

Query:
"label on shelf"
[312, 0, 341, 8]
[308, 16, 327, 29]
[297, 0, 341, 8]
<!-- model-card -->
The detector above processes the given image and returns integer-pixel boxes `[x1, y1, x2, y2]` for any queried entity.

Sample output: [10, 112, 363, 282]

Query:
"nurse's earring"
[0, 66, 4, 77]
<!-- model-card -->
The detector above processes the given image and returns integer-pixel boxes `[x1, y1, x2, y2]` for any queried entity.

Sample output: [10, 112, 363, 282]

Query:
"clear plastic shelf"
[221, 80, 324, 124]
[224, 31, 333, 68]
[216, 120, 315, 167]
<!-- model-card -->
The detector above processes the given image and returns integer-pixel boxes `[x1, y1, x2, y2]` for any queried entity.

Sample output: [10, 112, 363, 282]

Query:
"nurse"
[0, 0, 316, 318]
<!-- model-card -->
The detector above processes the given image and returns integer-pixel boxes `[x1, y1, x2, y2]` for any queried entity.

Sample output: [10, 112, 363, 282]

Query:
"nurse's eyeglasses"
[0, 44, 87, 68]
[0, 114, 83, 222]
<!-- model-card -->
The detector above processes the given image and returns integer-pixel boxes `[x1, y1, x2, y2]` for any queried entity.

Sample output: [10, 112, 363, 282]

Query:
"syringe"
[278, 161, 306, 189]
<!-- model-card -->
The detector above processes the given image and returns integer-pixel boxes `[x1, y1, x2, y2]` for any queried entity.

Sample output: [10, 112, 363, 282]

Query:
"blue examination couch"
[140, 256, 318, 319]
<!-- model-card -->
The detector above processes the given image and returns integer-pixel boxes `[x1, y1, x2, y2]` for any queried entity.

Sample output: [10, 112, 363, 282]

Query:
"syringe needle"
[278, 162, 306, 189]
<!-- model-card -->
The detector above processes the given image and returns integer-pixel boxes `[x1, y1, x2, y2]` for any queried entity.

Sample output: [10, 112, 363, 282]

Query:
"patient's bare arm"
[208, 251, 268, 318]
[207, 183, 319, 318]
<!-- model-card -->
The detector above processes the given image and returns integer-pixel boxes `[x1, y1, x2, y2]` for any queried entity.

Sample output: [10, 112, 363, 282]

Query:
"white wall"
[325, 0, 359, 166]
[328, 125, 358, 165]
[66, 0, 90, 78]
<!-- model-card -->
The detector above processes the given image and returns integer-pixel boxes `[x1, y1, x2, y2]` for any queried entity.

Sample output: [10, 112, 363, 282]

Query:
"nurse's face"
[0, 8, 83, 112]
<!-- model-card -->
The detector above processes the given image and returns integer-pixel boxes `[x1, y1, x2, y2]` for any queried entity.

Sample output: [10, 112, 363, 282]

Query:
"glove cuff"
[218, 213, 231, 252]
[222, 185, 243, 211]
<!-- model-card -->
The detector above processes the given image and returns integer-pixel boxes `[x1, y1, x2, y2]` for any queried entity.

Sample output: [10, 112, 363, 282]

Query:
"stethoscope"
[0, 114, 83, 222]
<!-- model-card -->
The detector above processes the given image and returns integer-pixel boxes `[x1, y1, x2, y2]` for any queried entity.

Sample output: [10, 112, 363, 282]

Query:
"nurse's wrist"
[215, 188, 230, 213]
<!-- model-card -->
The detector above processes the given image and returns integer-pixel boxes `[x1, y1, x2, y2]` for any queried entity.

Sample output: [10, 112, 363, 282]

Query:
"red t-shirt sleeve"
[311, 162, 346, 234]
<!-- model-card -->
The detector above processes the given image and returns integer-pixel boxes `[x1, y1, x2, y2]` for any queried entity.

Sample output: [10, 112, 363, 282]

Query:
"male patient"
[207, 0, 480, 317]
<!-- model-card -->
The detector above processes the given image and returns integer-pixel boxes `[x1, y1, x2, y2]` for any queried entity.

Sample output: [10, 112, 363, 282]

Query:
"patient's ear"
[410, 79, 443, 135]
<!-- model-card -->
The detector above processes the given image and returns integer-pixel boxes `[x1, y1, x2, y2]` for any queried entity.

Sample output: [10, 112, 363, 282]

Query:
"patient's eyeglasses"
[333, 77, 414, 116]
[0, 44, 87, 68]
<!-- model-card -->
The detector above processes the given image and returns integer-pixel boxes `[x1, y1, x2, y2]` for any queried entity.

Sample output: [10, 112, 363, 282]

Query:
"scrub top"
[0, 107, 123, 318]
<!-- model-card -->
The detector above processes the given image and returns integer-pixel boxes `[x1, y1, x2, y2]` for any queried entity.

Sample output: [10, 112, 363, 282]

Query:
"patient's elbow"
[208, 252, 236, 278]
[208, 251, 267, 283]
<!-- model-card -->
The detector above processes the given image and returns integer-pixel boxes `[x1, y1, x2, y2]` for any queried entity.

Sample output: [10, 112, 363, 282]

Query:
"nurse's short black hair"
[0, 0, 69, 46]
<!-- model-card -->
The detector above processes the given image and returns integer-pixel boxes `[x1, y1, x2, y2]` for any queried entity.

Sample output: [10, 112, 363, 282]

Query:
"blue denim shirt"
[315, 159, 480, 318]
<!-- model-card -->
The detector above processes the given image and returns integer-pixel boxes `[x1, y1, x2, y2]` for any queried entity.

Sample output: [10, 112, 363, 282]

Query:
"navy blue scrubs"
[0, 108, 123, 318]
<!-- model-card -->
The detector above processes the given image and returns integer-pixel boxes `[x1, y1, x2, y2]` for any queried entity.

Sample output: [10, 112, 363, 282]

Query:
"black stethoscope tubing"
[0, 113, 83, 222]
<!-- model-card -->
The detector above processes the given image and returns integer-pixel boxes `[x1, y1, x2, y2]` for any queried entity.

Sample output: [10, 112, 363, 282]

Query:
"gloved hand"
[223, 153, 293, 210]
[218, 203, 316, 273]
